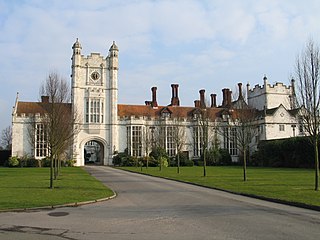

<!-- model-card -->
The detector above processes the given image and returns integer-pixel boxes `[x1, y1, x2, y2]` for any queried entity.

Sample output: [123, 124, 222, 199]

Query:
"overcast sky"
[1, 0, 320, 133]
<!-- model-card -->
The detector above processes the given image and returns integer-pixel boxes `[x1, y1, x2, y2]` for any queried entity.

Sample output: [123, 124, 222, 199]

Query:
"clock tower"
[71, 39, 119, 166]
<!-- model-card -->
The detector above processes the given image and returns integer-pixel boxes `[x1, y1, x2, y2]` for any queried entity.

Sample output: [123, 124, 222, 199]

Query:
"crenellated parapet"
[247, 76, 295, 111]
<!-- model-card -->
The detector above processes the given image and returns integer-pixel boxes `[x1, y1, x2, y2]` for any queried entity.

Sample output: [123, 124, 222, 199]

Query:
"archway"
[84, 140, 104, 165]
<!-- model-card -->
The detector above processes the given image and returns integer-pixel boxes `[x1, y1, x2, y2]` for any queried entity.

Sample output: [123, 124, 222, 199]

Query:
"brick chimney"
[194, 100, 201, 108]
[199, 89, 206, 108]
[210, 94, 217, 108]
[151, 87, 158, 108]
[222, 88, 232, 107]
[227, 89, 232, 107]
[41, 96, 49, 103]
[170, 84, 180, 106]
[238, 83, 243, 100]
[222, 88, 227, 107]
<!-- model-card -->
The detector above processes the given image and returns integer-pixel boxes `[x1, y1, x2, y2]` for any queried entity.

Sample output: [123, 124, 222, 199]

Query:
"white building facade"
[11, 40, 302, 166]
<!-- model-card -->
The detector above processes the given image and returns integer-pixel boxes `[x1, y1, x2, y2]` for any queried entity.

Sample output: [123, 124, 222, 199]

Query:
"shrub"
[205, 147, 221, 166]
[159, 157, 168, 167]
[26, 158, 39, 167]
[112, 152, 136, 166]
[42, 157, 51, 167]
[218, 149, 232, 166]
[64, 159, 76, 167]
[8, 156, 19, 167]
[184, 159, 194, 167]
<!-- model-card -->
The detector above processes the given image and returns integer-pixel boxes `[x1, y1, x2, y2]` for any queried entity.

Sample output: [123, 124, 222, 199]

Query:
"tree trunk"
[203, 150, 207, 177]
[315, 138, 319, 191]
[50, 156, 54, 189]
[159, 158, 162, 171]
[177, 153, 180, 174]
[243, 149, 247, 182]
[54, 157, 58, 180]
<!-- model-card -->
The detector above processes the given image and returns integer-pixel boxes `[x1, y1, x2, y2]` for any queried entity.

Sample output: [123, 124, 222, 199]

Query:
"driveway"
[0, 166, 320, 240]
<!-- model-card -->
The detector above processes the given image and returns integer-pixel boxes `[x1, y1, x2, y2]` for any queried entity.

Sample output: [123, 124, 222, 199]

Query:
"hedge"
[252, 137, 315, 168]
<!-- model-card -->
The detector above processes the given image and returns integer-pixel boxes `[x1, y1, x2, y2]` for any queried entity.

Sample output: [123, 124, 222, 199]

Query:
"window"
[162, 112, 171, 118]
[223, 127, 238, 156]
[85, 98, 104, 123]
[279, 124, 285, 131]
[230, 128, 238, 156]
[35, 123, 48, 158]
[166, 126, 176, 156]
[127, 126, 142, 157]
[298, 117, 304, 134]
[193, 126, 203, 157]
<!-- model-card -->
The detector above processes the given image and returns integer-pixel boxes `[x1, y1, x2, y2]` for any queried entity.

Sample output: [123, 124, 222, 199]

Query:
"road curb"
[0, 192, 117, 213]
[120, 168, 320, 212]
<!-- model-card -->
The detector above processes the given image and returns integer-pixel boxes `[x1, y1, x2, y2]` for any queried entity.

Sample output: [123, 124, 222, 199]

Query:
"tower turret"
[109, 41, 119, 70]
[107, 41, 119, 164]
[72, 38, 82, 55]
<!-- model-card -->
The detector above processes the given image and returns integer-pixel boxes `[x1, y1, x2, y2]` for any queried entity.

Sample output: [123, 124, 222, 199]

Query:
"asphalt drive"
[0, 166, 320, 240]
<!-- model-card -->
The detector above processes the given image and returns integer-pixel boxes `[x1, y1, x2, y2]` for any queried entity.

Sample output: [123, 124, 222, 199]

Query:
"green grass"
[0, 167, 114, 210]
[120, 166, 320, 207]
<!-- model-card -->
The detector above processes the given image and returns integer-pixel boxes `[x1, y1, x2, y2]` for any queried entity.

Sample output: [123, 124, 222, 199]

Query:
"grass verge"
[120, 166, 320, 208]
[0, 167, 114, 210]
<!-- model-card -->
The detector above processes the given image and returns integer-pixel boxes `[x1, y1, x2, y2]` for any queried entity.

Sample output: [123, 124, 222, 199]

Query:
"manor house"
[11, 40, 302, 166]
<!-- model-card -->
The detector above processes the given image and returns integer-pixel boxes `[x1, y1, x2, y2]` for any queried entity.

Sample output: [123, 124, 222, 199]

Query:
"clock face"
[91, 71, 100, 81]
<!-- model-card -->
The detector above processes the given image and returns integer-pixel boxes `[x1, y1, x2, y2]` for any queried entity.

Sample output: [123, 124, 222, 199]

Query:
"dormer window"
[162, 112, 171, 118]
[222, 113, 230, 121]
[160, 107, 172, 119]
[193, 113, 201, 119]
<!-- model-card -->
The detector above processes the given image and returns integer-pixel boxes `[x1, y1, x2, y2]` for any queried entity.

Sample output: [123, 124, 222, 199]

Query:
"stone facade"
[71, 39, 118, 166]
[11, 40, 303, 166]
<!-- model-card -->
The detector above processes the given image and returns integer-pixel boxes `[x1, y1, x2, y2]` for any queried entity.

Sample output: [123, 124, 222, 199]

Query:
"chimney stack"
[210, 94, 217, 108]
[151, 87, 158, 108]
[170, 84, 180, 106]
[199, 89, 206, 108]
[238, 83, 243, 100]
[41, 96, 49, 103]
[222, 88, 232, 107]
[222, 88, 227, 106]
[194, 100, 201, 108]
[227, 89, 232, 107]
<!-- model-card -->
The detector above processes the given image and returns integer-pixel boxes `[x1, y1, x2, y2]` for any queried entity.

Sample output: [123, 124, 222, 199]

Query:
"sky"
[1, 0, 320, 135]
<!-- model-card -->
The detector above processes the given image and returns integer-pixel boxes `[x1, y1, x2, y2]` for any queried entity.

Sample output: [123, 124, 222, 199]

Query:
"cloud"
[151, 1, 215, 45]
[2, 0, 320, 133]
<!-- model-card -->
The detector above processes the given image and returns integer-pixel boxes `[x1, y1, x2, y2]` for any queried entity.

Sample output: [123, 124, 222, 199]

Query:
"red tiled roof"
[16, 101, 229, 121]
[16, 102, 72, 116]
[118, 104, 224, 120]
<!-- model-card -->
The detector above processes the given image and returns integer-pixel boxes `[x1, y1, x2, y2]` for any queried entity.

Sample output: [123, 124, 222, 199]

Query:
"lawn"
[0, 167, 114, 210]
[120, 166, 320, 208]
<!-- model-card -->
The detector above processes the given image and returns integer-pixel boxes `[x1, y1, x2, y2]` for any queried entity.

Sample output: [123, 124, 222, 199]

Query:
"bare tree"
[232, 108, 257, 182]
[294, 39, 320, 191]
[171, 118, 187, 174]
[220, 85, 258, 181]
[141, 125, 153, 169]
[28, 72, 79, 188]
[1, 126, 12, 150]
[194, 109, 215, 177]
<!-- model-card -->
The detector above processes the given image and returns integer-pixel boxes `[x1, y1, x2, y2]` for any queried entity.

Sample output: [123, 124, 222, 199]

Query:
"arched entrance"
[84, 140, 104, 165]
